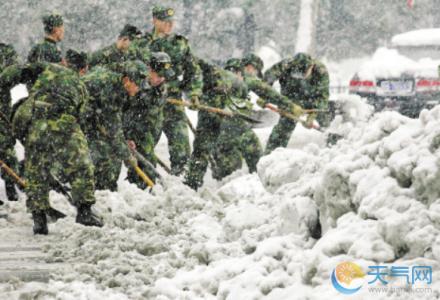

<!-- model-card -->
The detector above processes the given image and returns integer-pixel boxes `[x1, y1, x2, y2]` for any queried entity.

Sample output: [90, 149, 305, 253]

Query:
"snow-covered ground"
[1, 88, 440, 299]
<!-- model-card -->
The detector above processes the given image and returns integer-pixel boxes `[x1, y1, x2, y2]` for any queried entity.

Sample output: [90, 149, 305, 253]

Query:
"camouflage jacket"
[89, 44, 130, 68]
[244, 74, 292, 110]
[27, 37, 63, 64]
[29, 63, 88, 122]
[122, 79, 166, 141]
[136, 29, 202, 97]
[81, 66, 131, 160]
[264, 58, 329, 108]
[200, 62, 250, 114]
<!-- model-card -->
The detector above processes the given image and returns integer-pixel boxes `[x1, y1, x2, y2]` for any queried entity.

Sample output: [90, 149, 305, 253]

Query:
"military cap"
[0, 43, 18, 67]
[224, 58, 243, 73]
[66, 49, 88, 71]
[42, 13, 64, 34]
[121, 60, 149, 86]
[149, 52, 175, 79]
[119, 24, 141, 41]
[152, 5, 175, 21]
[242, 53, 264, 78]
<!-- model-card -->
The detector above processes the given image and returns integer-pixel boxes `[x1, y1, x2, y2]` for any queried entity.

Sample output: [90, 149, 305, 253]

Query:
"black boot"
[76, 204, 103, 227]
[46, 207, 67, 222]
[5, 184, 18, 201]
[32, 210, 48, 235]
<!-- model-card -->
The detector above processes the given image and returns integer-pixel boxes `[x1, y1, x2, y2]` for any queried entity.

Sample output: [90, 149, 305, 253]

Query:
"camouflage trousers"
[0, 122, 19, 201]
[25, 116, 95, 212]
[184, 111, 222, 190]
[126, 121, 163, 189]
[265, 117, 296, 155]
[88, 129, 129, 192]
[162, 97, 191, 176]
[265, 100, 330, 155]
[213, 117, 262, 180]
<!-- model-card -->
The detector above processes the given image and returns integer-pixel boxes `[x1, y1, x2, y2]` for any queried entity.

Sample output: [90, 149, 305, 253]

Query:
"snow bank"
[2, 95, 440, 299]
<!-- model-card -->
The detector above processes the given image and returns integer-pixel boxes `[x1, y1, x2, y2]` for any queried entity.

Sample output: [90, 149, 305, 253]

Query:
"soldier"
[135, 5, 203, 175]
[241, 53, 304, 119]
[88, 24, 142, 68]
[24, 62, 102, 234]
[81, 59, 148, 191]
[212, 58, 262, 180]
[123, 52, 174, 188]
[0, 43, 19, 204]
[184, 59, 238, 190]
[28, 13, 65, 64]
[184, 58, 261, 189]
[263, 53, 329, 154]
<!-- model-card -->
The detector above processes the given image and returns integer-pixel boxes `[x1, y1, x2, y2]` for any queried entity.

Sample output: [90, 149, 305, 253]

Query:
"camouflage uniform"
[185, 59, 261, 189]
[135, 6, 203, 175]
[122, 52, 173, 188]
[184, 61, 228, 189]
[24, 63, 95, 213]
[263, 53, 329, 154]
[122, 80, 166, 187]
[212, 59, 262, 180]
[88, 24, 143, 68]
[27, 14, 64, 64]
[81, 67, 132, 191]
[0, 44, 19, 202]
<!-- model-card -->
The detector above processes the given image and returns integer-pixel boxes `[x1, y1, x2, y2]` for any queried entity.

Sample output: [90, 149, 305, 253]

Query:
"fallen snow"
[1, 93, 440, 299]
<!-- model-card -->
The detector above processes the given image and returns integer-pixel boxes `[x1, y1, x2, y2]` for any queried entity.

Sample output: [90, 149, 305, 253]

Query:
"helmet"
[149, 52, 174, 79]
[242, 53, 263, 76]
[65, 49, 88, 71]
[121, 60, 149, 86]
[224, 58, 243, 73]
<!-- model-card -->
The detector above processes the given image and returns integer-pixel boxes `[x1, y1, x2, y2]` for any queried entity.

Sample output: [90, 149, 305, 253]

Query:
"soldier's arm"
[263, 59, 288, 86]
[179, 38, 203, 98]
[245, 75, 291, 109]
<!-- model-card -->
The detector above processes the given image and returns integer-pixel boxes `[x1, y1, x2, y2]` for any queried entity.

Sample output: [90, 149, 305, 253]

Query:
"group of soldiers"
[0, 6, 329, 235]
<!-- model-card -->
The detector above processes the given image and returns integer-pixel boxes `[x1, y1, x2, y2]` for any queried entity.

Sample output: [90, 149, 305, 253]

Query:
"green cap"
[65, 49, 88, 71]
[42, 13, 64, 33]
[152, 6, 175, 21]
[119, 24, 141, 41]
[224, 58, 243, 73]
[121, 60, 149, 86]
[242, 53, 264, 78]
[149, 52, 174, 79]
[0, 43, 18, 68]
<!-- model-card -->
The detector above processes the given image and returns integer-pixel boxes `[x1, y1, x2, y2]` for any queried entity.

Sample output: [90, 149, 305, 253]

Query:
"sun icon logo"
[331, 262, 365, 295]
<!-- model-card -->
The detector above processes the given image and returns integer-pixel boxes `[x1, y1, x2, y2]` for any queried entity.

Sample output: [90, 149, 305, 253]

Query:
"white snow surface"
[2, 94, 440, 299]
[392, 28, 440, 47]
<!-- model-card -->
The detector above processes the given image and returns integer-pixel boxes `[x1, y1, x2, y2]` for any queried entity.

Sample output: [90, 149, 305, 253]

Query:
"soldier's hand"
[290, 103, 304, 118]
[189, 96, 201, 110]
[303, 113, 319, 129]
[256, 98, 266, 108]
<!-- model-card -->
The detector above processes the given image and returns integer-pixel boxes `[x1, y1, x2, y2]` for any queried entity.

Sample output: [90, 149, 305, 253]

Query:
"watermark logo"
[331, 263, 433, 295]
[331, 262, 365, 295]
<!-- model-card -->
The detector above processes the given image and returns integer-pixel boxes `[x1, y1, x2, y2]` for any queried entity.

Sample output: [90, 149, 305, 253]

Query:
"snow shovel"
[167, 99, 262, 124]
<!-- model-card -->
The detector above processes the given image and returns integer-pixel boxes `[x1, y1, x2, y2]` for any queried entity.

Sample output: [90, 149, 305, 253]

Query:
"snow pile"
[2, 96, 440, 299]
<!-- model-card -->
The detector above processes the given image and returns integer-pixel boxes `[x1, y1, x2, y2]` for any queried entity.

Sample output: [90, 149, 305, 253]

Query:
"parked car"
[349, 28, 440, 117]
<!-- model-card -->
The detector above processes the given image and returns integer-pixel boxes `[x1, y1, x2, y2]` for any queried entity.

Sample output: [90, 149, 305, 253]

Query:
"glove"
[290, 103, 304, 118]
[190, 95, 201, 110]
[256, 98, 266, 108]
